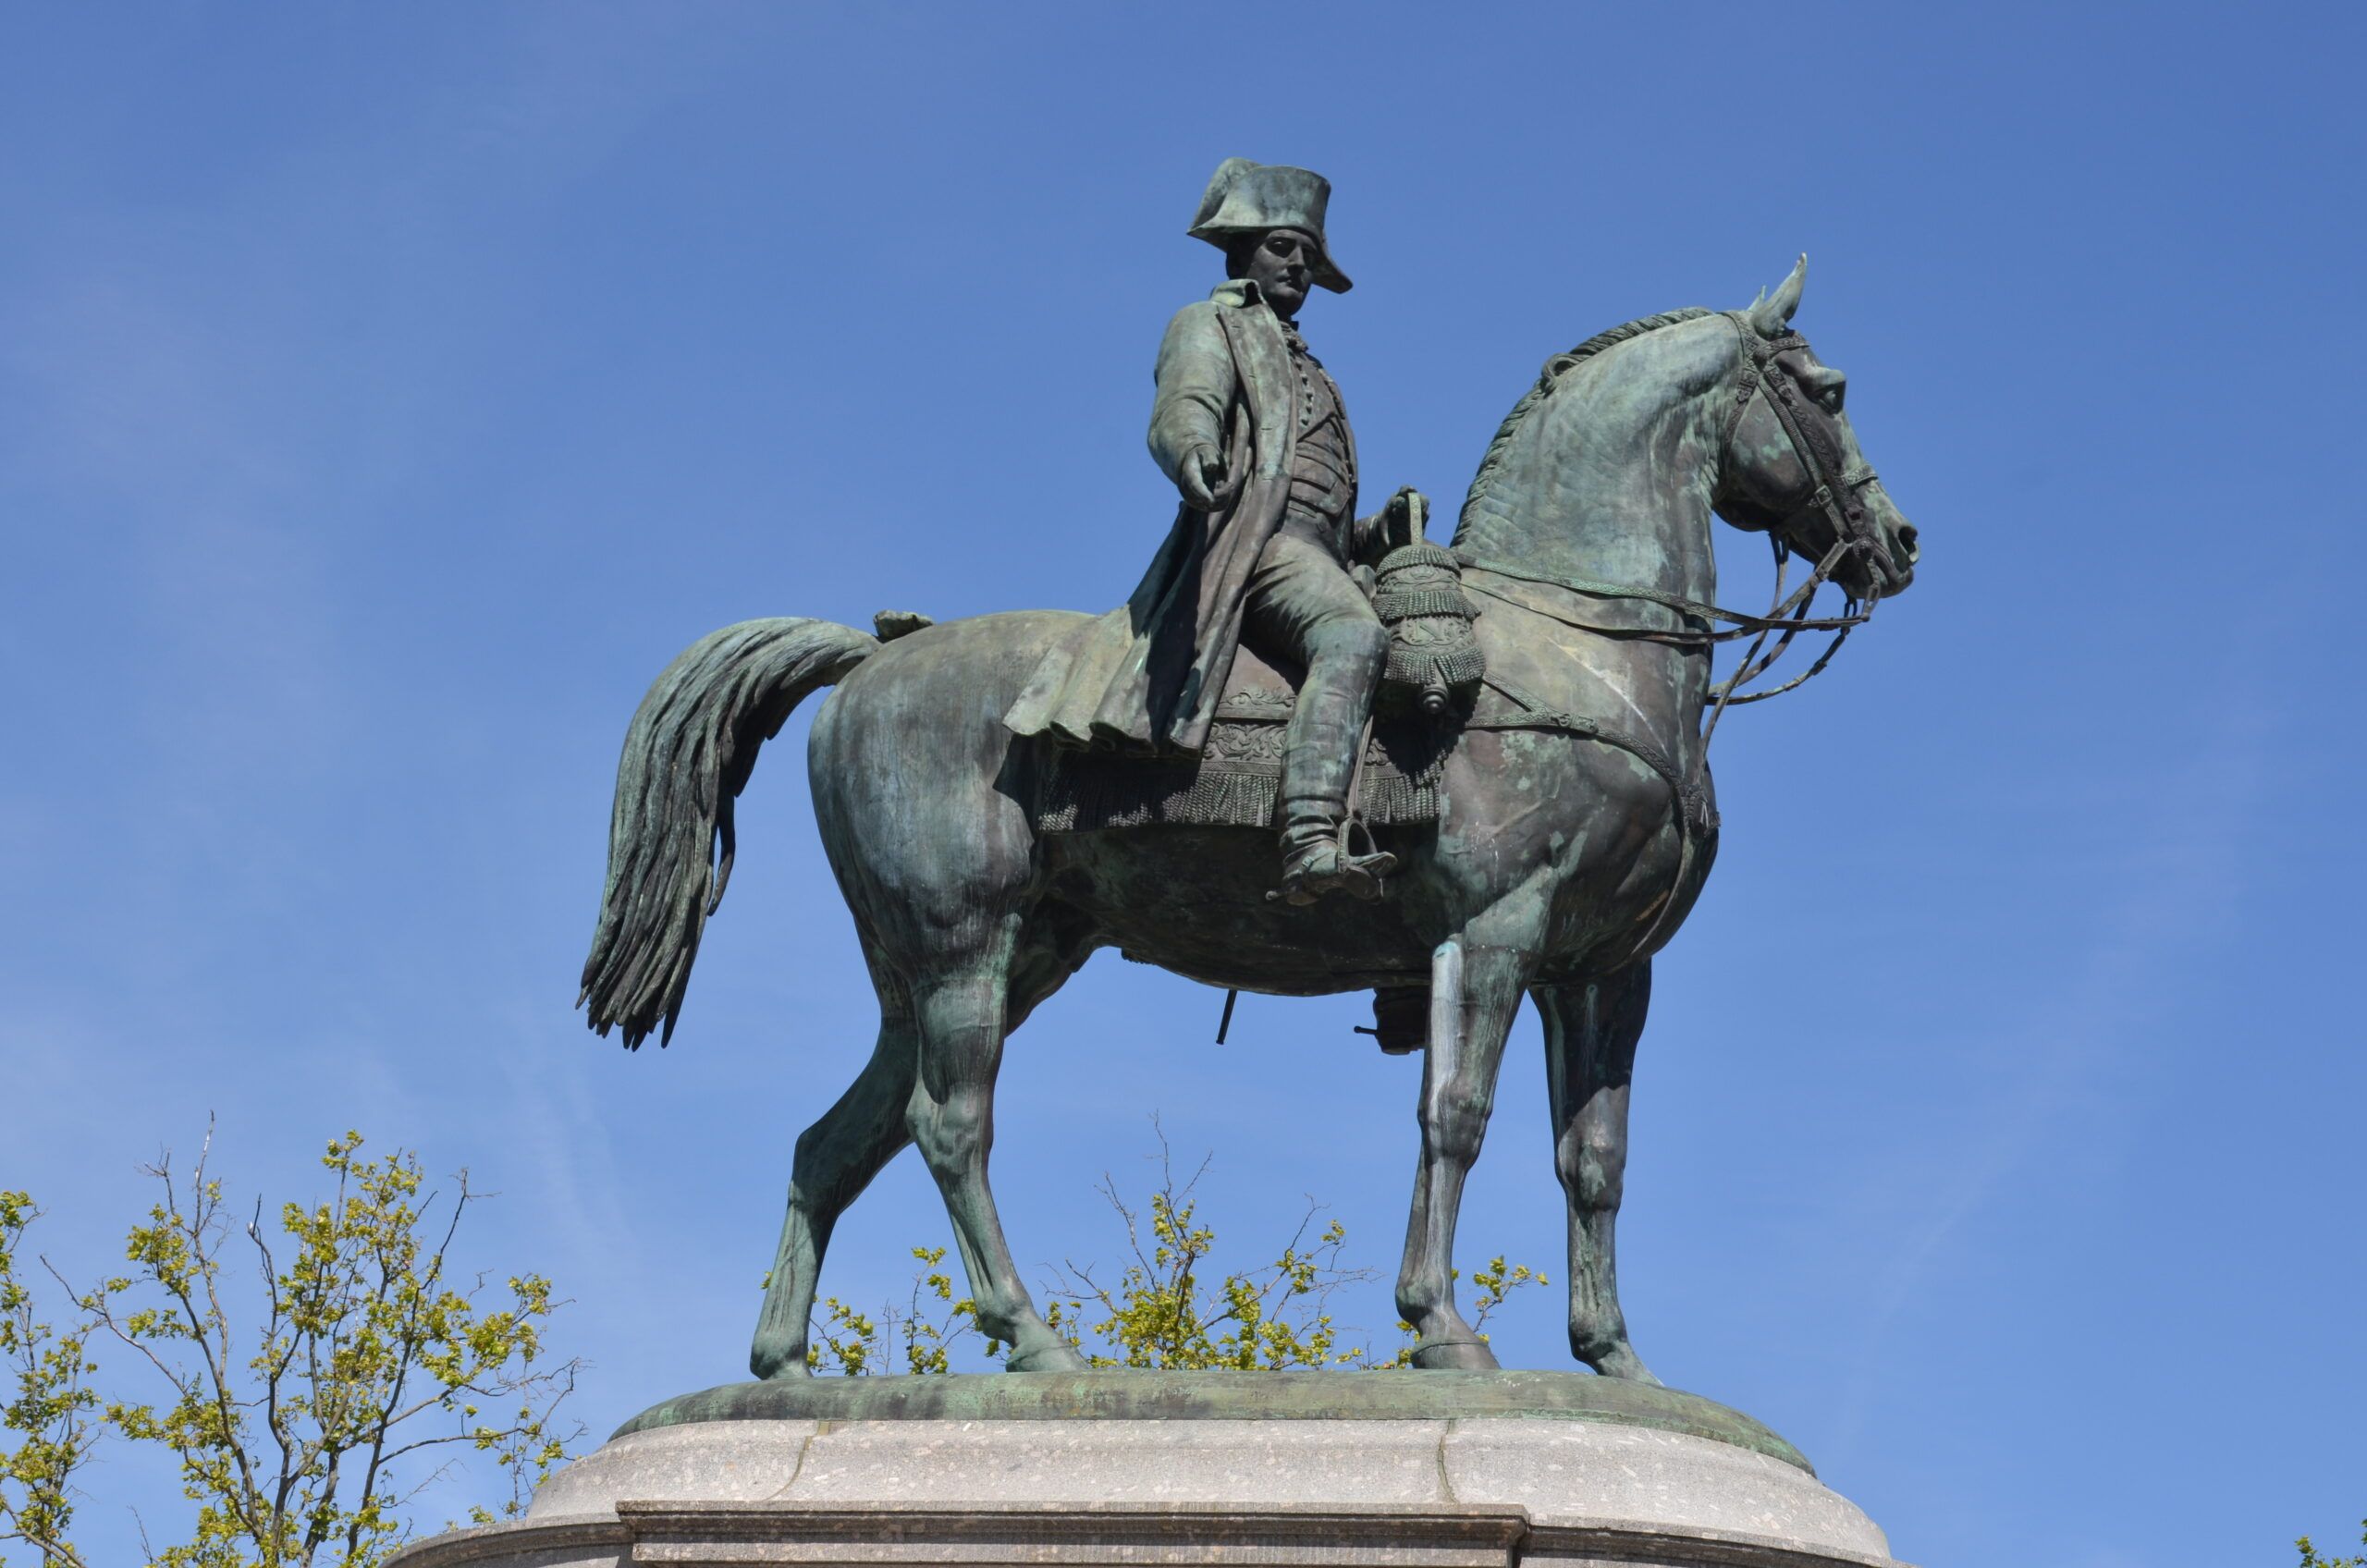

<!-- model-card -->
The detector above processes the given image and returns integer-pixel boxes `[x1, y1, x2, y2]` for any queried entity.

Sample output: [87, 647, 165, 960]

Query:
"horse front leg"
[1536, 964, 1661, 1384]
[1396, 929, 1536, 1369]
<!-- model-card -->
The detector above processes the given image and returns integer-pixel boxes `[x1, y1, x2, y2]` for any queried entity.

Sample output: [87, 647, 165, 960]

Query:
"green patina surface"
[612, 1369, 1814, 1474]
[578, 235, 1922, 1400]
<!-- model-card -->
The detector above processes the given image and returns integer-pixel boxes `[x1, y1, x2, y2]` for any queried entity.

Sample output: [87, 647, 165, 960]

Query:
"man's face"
[1240, 228, 1317, 318]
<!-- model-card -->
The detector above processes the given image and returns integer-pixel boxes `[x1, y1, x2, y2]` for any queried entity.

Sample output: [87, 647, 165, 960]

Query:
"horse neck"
[1452, 320, 1734, 615]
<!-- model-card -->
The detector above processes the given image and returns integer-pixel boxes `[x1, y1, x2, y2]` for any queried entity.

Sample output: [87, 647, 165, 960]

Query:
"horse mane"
[1457, 307, 1717, 535]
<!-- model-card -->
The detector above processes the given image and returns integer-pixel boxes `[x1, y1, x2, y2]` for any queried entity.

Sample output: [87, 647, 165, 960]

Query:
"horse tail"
[579, 617, 879, 1048]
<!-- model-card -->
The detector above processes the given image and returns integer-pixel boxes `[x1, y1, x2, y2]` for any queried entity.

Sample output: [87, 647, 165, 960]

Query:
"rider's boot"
[1269, 621, 1395, 906]
[1274, 801, 1397, 904]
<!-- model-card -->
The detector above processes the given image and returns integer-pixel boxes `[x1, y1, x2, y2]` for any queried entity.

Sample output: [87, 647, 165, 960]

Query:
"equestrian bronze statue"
[579, 158, 1922, 1385]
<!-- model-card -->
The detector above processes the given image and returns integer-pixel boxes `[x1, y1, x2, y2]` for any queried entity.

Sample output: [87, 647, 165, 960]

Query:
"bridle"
[1455, 311, 1891, 746]
[1445, 312, 1897, 966]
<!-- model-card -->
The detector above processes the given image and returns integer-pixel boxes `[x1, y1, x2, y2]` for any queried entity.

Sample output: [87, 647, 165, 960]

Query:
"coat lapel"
[1003, 286, 1306, 758]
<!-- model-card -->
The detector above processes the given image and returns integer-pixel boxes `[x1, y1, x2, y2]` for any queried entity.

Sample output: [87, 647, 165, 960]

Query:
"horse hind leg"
[750, 937, 918, 1380]
[906, 931, 1090, 1374]
[1537, 965, 1662, 1385]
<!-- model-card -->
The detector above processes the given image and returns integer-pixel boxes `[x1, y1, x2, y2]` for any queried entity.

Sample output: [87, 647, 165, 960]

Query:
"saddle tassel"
[1371, 496, 1485, 717]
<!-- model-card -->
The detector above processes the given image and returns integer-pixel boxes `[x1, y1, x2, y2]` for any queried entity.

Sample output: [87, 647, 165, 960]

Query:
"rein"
[1453, 551, 1862, 643]
[1454, 310, 1883, 734]
[1448, 313, 1890, 968]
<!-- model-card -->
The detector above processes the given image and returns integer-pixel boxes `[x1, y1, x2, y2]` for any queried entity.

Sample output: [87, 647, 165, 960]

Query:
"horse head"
[1716, 257, 1920, 603]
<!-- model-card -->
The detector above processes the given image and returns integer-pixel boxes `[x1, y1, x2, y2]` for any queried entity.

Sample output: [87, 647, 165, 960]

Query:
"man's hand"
[1176, 445, 1242, 512]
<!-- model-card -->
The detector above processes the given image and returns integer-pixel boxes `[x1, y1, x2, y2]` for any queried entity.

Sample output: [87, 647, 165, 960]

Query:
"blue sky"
[2, 5, 2360, 1563]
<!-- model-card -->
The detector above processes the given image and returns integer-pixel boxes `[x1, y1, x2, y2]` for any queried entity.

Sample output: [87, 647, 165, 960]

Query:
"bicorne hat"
[1187, 157, 1353, 294]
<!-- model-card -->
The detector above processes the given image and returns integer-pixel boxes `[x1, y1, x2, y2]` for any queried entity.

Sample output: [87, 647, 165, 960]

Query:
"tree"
[2299, 1524, 2367, 1568]
[1038, 1161, 1373, 1370]
[0, 1130, 579, 1568]
[811, 1133, 1542, 1374]
[0, 1193, 101, 1568]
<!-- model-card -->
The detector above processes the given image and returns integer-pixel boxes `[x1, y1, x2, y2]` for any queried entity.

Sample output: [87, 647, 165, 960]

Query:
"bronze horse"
[581, 260, 1920, 1383]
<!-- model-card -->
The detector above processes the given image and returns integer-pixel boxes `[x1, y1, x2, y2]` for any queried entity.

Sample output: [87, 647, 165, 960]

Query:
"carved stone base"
[386, 1376, 1905, 1568]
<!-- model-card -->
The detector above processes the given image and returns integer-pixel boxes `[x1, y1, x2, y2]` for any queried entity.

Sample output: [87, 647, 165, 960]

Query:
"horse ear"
[1747, 254, 1808, 337]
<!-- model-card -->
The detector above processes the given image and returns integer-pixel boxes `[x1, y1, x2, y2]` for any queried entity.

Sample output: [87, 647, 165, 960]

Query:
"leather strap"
[1467, 670, 1712, 974]
[1466, 673, 1715, 838]
[1454, 557, 1867, 641]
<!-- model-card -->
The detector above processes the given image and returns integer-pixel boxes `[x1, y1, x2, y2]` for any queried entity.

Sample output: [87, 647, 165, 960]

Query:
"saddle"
[1032, 542, 1485, 835]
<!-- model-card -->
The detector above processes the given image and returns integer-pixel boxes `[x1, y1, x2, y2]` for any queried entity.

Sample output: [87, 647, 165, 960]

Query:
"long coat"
[1004, 280, 1356, 756]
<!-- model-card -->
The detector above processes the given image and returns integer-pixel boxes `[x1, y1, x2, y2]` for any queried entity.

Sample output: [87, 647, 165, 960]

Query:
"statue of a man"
[1007, 158, 1421, 903]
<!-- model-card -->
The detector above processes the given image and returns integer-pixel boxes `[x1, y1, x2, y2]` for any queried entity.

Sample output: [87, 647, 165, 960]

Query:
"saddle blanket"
[1032, 686, 1459, 834]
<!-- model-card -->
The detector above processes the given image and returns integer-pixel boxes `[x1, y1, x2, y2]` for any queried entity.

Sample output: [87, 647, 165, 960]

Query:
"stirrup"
[1268, 839, 1398, 906]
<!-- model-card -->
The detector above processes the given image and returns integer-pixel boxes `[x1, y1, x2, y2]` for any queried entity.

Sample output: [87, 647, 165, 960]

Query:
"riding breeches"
[1240, 517, 1389, 817]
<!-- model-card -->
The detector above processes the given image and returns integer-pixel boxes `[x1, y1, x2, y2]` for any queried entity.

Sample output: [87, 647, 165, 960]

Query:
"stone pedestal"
[386, 1372, 1905, 1568]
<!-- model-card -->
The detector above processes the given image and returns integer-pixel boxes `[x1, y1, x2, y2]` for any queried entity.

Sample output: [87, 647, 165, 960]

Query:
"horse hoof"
[1585, 1343, 1663, 1386]
[1409, 1337, 1501, 1371]
[749, 1339, 814, 1381]
[1004, 1340, 1091, 1374]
